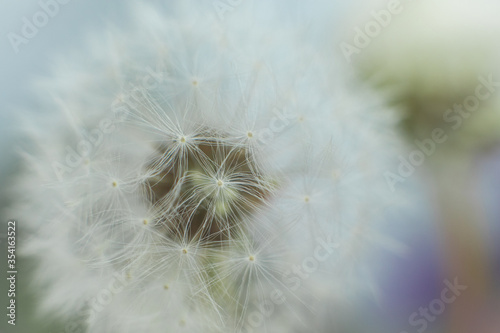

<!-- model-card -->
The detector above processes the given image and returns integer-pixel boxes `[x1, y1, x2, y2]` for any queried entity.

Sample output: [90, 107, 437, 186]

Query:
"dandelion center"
[145, 136, 271, 241]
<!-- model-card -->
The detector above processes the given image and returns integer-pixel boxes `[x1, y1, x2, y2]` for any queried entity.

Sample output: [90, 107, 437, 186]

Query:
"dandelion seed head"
[14, 1, 405, 331]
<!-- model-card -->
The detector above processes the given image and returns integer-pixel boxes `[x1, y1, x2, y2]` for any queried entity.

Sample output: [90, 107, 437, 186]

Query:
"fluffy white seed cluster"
[17, 2, 401, 332]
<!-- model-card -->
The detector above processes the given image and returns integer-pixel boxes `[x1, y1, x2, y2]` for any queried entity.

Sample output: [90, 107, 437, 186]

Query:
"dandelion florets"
[14, 2, 404, 332]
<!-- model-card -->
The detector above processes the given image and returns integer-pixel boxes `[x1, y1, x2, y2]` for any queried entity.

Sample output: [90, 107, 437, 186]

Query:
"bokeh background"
[0, 0, 499, 332]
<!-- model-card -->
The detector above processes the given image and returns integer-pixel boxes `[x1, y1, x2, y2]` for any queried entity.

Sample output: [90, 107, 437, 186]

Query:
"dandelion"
[15, 1, 402, 332]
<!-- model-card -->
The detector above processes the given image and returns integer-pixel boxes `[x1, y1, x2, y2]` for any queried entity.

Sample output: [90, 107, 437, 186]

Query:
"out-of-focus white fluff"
[16, 1, 403, 332]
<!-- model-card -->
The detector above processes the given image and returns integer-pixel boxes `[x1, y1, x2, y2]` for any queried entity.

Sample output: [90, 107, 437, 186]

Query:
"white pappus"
[14, 1, 405, 332]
